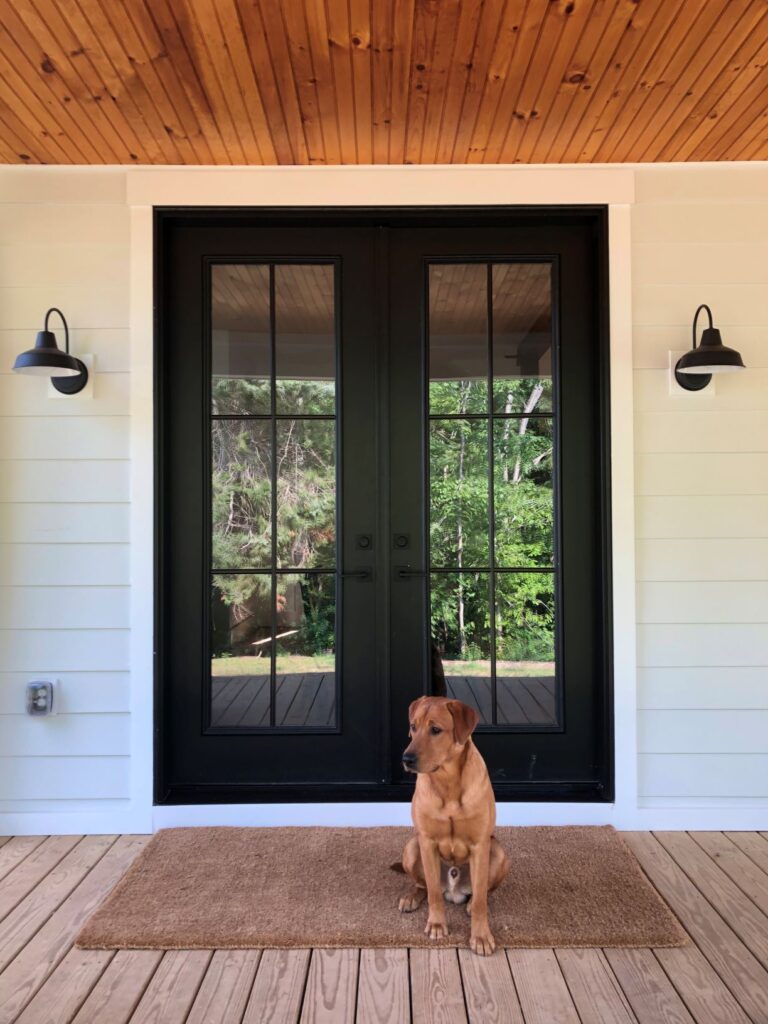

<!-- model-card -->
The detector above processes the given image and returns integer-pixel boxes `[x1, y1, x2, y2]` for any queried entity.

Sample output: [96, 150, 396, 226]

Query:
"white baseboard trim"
[3, 803, 766, 837]
[153, 802, 768, 832]
[0, 806, 153, 837]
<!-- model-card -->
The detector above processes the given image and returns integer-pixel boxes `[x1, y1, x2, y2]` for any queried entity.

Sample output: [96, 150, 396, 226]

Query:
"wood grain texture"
[130, 950, 213, 1024]
[357, 948, 410, 1024]
[71, 950, 163, 1024]
[604, 948, 694, 1024]
[300, 948, 358, 1024]
[410, 948, 467, 1024]
[458, 947, 523, 1024]
[0, 0, 764, 165]
[186, 949, 261, 1024]
[624, 832, 768, 1024]
[506, 949, 580, 1024]
[555, 948, 636, 1024]
[243, 948, 311, 1023]
[14, 946, 114, 1024]
[0, 835, 146, 1024]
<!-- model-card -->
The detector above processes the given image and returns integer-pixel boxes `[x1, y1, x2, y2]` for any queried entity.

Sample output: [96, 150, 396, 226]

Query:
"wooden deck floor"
[211, 674, 557, 728]
[1, 831, 768, 1023]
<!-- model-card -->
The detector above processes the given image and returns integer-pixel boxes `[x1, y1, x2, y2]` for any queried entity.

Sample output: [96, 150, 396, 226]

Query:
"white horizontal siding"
[636, 495, 768, 540]
[0, 587, 129, 628]
[0, 545, 129, 585]
[637, 539, 768, 582]
[639, 711, 768, 753]
[632, 166, 768, 805]
[638, 667, 768, 710]
[0, 630, 129, 671]
[635, 410, 768, 453]
[0, 246, 129, 288]
[0, 713, 129, 756]
[0, 504, 129, 543]
[0, 187, 132, 820]
[0, 461, 128, 502]
[639, 755, 768, 798]
[0, 757, 129, 799]
[0, 417, 130, 459]
[0, 286, 129, 329]
[636, 453, 768, 496]
[637, 582, 768, 624]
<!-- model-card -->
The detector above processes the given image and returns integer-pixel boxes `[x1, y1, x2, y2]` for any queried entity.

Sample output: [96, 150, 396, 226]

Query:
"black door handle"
[340, 567, 373, 581]
[396, 565, 425, 580]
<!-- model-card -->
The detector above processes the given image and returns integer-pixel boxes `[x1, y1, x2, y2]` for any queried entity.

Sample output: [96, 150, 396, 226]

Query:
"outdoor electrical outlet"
[26, 680, 56, 716]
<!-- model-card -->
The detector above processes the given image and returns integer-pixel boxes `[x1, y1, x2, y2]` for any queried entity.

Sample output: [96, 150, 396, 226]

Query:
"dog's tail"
[389, 860, 406, 874]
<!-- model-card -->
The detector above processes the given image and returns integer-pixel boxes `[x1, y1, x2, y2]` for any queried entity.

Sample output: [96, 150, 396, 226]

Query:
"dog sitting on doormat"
[391, 696, 509, 956]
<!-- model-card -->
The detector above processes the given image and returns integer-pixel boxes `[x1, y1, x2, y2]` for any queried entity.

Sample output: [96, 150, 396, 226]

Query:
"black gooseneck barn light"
[12, 308, 89, 395]
[675, 304, 746, 392]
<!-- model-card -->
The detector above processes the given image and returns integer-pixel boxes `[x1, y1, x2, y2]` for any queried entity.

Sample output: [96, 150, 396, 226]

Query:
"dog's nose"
[402, 752, 417, 768]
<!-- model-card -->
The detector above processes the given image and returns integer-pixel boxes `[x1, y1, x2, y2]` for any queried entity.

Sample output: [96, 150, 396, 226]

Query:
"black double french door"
[156, 209, 612, 804]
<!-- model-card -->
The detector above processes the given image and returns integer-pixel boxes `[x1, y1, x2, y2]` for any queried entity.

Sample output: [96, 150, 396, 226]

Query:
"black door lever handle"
[340, 567, 373, 581]
[396, 565, 425, 579]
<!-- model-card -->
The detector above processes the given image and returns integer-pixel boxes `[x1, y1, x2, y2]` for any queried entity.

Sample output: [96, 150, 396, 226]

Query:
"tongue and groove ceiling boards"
[0, 0, 766, 165]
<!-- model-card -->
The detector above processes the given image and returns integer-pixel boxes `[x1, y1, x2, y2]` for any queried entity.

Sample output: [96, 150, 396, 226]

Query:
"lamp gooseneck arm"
[692, 304, 713, 350]
[44, 307, 70, 354]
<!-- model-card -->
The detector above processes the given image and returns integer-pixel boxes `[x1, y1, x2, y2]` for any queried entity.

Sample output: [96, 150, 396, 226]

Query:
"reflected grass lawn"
[211, 654, 552, 678]
[211, 654, 335, 676]
[443, 660, 554, 677]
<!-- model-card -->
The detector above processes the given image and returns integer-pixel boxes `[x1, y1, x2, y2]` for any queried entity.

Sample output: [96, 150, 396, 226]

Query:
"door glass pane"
[209, 262, 338, 731]
[275, 573, 336, 726]
[210, 574, 272, 727]
[275, 264, 336, 415]
[495, 572, 557, 726]
[492, 264, 552, 413]
[431, 572, 492, 724]
[211, 264, 271, 414]
[427, 259, 558, 728]
[429, 264, 488, 414]
[493, 417, 554, 567]
[276, 419, 336, 569]
[429, 419, 488, 568]
[212, 420, 272, 570]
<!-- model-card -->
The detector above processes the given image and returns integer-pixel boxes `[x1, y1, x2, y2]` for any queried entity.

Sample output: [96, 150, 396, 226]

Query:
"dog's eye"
[430, 726, 442, 736]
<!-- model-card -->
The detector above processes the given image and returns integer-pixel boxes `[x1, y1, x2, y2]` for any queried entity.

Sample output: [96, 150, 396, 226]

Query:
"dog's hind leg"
[488, 836, 509, 891]
[398, 837, 427, 913]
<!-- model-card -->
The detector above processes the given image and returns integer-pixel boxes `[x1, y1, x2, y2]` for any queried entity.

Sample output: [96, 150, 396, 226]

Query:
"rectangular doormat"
[76, 826, 686, 950]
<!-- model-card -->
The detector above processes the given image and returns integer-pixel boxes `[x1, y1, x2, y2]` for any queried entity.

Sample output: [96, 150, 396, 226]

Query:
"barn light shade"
[12, 308, 89, 395]
[675, 304, 746, 392]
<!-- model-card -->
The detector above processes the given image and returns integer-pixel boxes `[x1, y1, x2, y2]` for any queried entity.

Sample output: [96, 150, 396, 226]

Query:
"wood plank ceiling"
[0, 0, 766, 165]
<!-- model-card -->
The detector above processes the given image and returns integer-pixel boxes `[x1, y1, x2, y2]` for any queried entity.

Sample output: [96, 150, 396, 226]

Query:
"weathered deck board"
[0, 831, 766, 1022]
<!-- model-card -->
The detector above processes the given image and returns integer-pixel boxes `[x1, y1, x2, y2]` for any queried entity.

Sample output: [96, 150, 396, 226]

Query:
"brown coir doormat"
[76, 826, 686, 950]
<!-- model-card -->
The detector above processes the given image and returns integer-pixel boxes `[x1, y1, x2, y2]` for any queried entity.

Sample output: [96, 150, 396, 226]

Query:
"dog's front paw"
[469, 926, 496, 956]
[425, 916, 449, 941]
[398, 890, 424, 913]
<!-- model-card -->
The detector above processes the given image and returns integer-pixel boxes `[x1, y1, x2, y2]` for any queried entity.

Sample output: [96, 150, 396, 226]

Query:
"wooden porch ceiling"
[0, 0, 766, 166]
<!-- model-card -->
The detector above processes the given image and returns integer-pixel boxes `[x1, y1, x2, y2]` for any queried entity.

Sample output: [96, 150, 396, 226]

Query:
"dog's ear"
[447, 700, 479, 745]
[408, 696, 428, 723]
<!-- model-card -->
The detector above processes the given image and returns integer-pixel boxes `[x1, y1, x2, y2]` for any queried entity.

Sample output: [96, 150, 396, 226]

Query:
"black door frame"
[154, 206, 613, 805]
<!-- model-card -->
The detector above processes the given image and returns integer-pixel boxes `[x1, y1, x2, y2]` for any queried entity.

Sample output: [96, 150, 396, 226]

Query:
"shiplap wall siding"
[0, 163, 766, 833]
[633, 165, 768, 807]
[0, 170, 131, 825]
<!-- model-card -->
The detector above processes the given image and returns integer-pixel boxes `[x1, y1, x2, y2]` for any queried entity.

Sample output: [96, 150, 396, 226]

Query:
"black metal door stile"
[155, 208, 612, 804]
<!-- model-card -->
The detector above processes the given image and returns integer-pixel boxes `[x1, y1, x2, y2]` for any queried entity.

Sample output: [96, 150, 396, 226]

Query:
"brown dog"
[397, 696, 509, 955]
